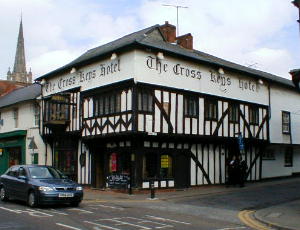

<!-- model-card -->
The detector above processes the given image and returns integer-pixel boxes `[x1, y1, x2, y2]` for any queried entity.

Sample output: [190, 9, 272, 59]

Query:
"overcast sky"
[1, 0, 299, 80]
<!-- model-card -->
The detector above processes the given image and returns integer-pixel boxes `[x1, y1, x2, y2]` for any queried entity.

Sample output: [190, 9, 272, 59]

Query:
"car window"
[6, 166, 19, 177]
[18, 167, 27, 177]
[28, 167, 62, 179]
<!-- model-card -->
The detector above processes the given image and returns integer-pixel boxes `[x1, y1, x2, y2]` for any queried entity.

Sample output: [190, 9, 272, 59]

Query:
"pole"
[128, 177, 132, 195]
[176, 6, 179, 36]
[150, 179, 155, 199]
[162, 4, 188, 36]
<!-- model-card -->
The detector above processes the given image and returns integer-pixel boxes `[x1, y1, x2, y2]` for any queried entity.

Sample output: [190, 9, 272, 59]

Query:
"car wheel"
[70, 201, 80, 207]
[28, 191, 37, 208]
[0, 187, 8, 201]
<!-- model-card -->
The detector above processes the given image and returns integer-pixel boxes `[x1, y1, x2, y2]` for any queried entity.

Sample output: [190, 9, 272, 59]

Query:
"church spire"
[7, 17, 32, 83]
[13, 17, 26, 74]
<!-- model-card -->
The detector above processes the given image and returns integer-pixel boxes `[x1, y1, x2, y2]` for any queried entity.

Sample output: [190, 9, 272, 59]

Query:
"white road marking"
[216, 227, 246, 230]
[98, 218, 152, 230]
[0, 207, 23, 214]
[88, 204, 124, 211]
[84, 221, 121, 230]
[145, 215, 191, 225]
[45, 209, 68, 215]
[125, 217, 173, 229]
[56, 223, 82, 230]
[68, 208, 93, 214]
[25, 209, 53, 217]
[0, 207, 53, 217]
[93, 227, 103, 230]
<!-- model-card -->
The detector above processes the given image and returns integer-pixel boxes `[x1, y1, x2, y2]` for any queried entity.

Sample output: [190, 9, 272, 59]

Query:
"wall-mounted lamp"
[40, 79, 46, 86]
[218, 67, 224, 75]
[157, 52, 164, 60]
[258, 79, 264, 85]
[70, 67, 77, 74]
[110, 53, 118, 60]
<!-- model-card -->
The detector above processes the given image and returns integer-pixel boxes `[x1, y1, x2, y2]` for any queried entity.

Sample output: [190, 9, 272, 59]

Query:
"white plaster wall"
[292, 147, 300, 174]
[270, 85, 300, 144]
[0, 101, 47, 165]
[25, 127, 46, 165]
[0, 102, 37, 133]
[42, 52, 135, 97]
[134, 50, 269, 105]
[261, 146, 296, 178]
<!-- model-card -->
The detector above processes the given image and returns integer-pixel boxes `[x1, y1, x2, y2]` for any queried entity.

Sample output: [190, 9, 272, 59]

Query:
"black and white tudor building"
[36, 22, 300, 189]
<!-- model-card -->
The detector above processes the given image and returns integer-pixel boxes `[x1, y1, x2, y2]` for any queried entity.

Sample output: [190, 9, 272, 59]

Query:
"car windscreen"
[28, 167, 63, 179]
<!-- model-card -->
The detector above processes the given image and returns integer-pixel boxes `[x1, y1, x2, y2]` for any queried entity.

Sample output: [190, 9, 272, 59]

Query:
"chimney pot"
[176, 33, 193, 50]
[160, 22, 176, 43]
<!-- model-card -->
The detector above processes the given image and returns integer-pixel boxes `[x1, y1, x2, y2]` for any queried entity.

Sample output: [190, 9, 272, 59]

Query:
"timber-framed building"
[36, 22, 300, 189]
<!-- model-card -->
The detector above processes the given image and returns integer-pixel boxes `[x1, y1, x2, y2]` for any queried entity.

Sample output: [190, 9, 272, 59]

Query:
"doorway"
[174, 152, 190, 188]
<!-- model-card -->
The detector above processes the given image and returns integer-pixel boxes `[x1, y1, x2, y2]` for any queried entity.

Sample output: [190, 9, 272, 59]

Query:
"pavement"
[82, 177, 300, 230]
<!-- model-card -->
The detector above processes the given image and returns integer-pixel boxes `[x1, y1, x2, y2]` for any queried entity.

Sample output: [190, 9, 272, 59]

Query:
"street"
[0, 177, 300, 230]
[0, 200, 247, 230]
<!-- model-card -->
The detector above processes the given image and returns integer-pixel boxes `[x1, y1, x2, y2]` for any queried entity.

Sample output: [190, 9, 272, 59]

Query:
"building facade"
[36, 22, 300, 189]
[0, 84, 46, 174]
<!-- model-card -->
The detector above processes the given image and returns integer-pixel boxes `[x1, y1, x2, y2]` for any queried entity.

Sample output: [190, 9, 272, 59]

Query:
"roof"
[0, 80, 30, 97]
[36, 24, 295, 89]
[0, 83, 41, 108]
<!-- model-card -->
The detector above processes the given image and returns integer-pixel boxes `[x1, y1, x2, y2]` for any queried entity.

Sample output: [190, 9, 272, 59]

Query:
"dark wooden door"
[174, 152, 190, 188]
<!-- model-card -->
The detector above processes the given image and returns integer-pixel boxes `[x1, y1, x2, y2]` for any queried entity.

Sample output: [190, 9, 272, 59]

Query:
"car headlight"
[39, 186, 54, 192]
[76, 186, 83, 191]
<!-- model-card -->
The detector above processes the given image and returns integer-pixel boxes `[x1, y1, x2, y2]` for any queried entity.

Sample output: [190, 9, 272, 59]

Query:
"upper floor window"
[0, 112, 2, 128]
[94, 92, 121, 117]
[282, 111, 290, 134]
[205, 99, 218, 120]
[13, 108, 18, 128]
[184, 96, 199, 117]
[228, 103, 239, 123]
[138, 91, 153, 113]
[34, 104, 40, 126]
[249, 106, 259, 125]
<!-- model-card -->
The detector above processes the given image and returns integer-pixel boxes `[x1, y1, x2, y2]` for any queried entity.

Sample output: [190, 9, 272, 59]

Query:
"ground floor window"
[143, 152, 173, 179]
[160, 154, 173, 178]
[284, 147, 293, 167]
[54, 150, 77, 180]
[7, 147, 22, 167]
[108, 152, 130, 174]
[262, 148, 275, 160]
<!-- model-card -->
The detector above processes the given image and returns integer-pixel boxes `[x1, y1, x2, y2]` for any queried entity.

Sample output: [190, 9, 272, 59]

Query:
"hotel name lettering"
[146, 56, 259, 93]
[44, 59, 121, 93]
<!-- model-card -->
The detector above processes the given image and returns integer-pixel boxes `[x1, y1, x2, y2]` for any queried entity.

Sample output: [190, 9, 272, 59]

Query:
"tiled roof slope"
[36, 24, 295, 89]
[0, 80, 30, 97]
[0, 83, 41, 108]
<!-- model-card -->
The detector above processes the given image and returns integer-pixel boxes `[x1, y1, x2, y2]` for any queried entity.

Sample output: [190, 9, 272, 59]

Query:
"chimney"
[160, 21, 176, 43]
[176, 33, 193, 50]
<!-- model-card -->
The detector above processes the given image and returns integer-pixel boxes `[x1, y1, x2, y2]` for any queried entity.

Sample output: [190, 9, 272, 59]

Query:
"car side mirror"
[18, 175, 28, 180]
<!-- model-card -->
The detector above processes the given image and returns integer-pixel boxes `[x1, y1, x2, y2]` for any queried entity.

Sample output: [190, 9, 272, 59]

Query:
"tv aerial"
[162, 4, 188, 36]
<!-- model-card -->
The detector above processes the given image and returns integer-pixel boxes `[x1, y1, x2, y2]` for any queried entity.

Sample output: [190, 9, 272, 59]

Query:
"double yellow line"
[238, 210, 273, 230]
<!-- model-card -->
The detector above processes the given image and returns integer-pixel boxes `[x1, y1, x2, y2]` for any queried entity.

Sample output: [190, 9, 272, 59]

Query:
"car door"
[15, 167, 30, 201]
[0, 168, 13, 194]
[5, 166, 19, 199]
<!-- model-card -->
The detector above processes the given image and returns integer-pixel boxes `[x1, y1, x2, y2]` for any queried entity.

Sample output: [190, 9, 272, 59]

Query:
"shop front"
[87, 136, 191, 190]
[0, 130, 26, 174]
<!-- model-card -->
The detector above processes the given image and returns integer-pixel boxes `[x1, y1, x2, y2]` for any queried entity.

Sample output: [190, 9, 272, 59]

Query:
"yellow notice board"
[161, 155, 169, 168]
